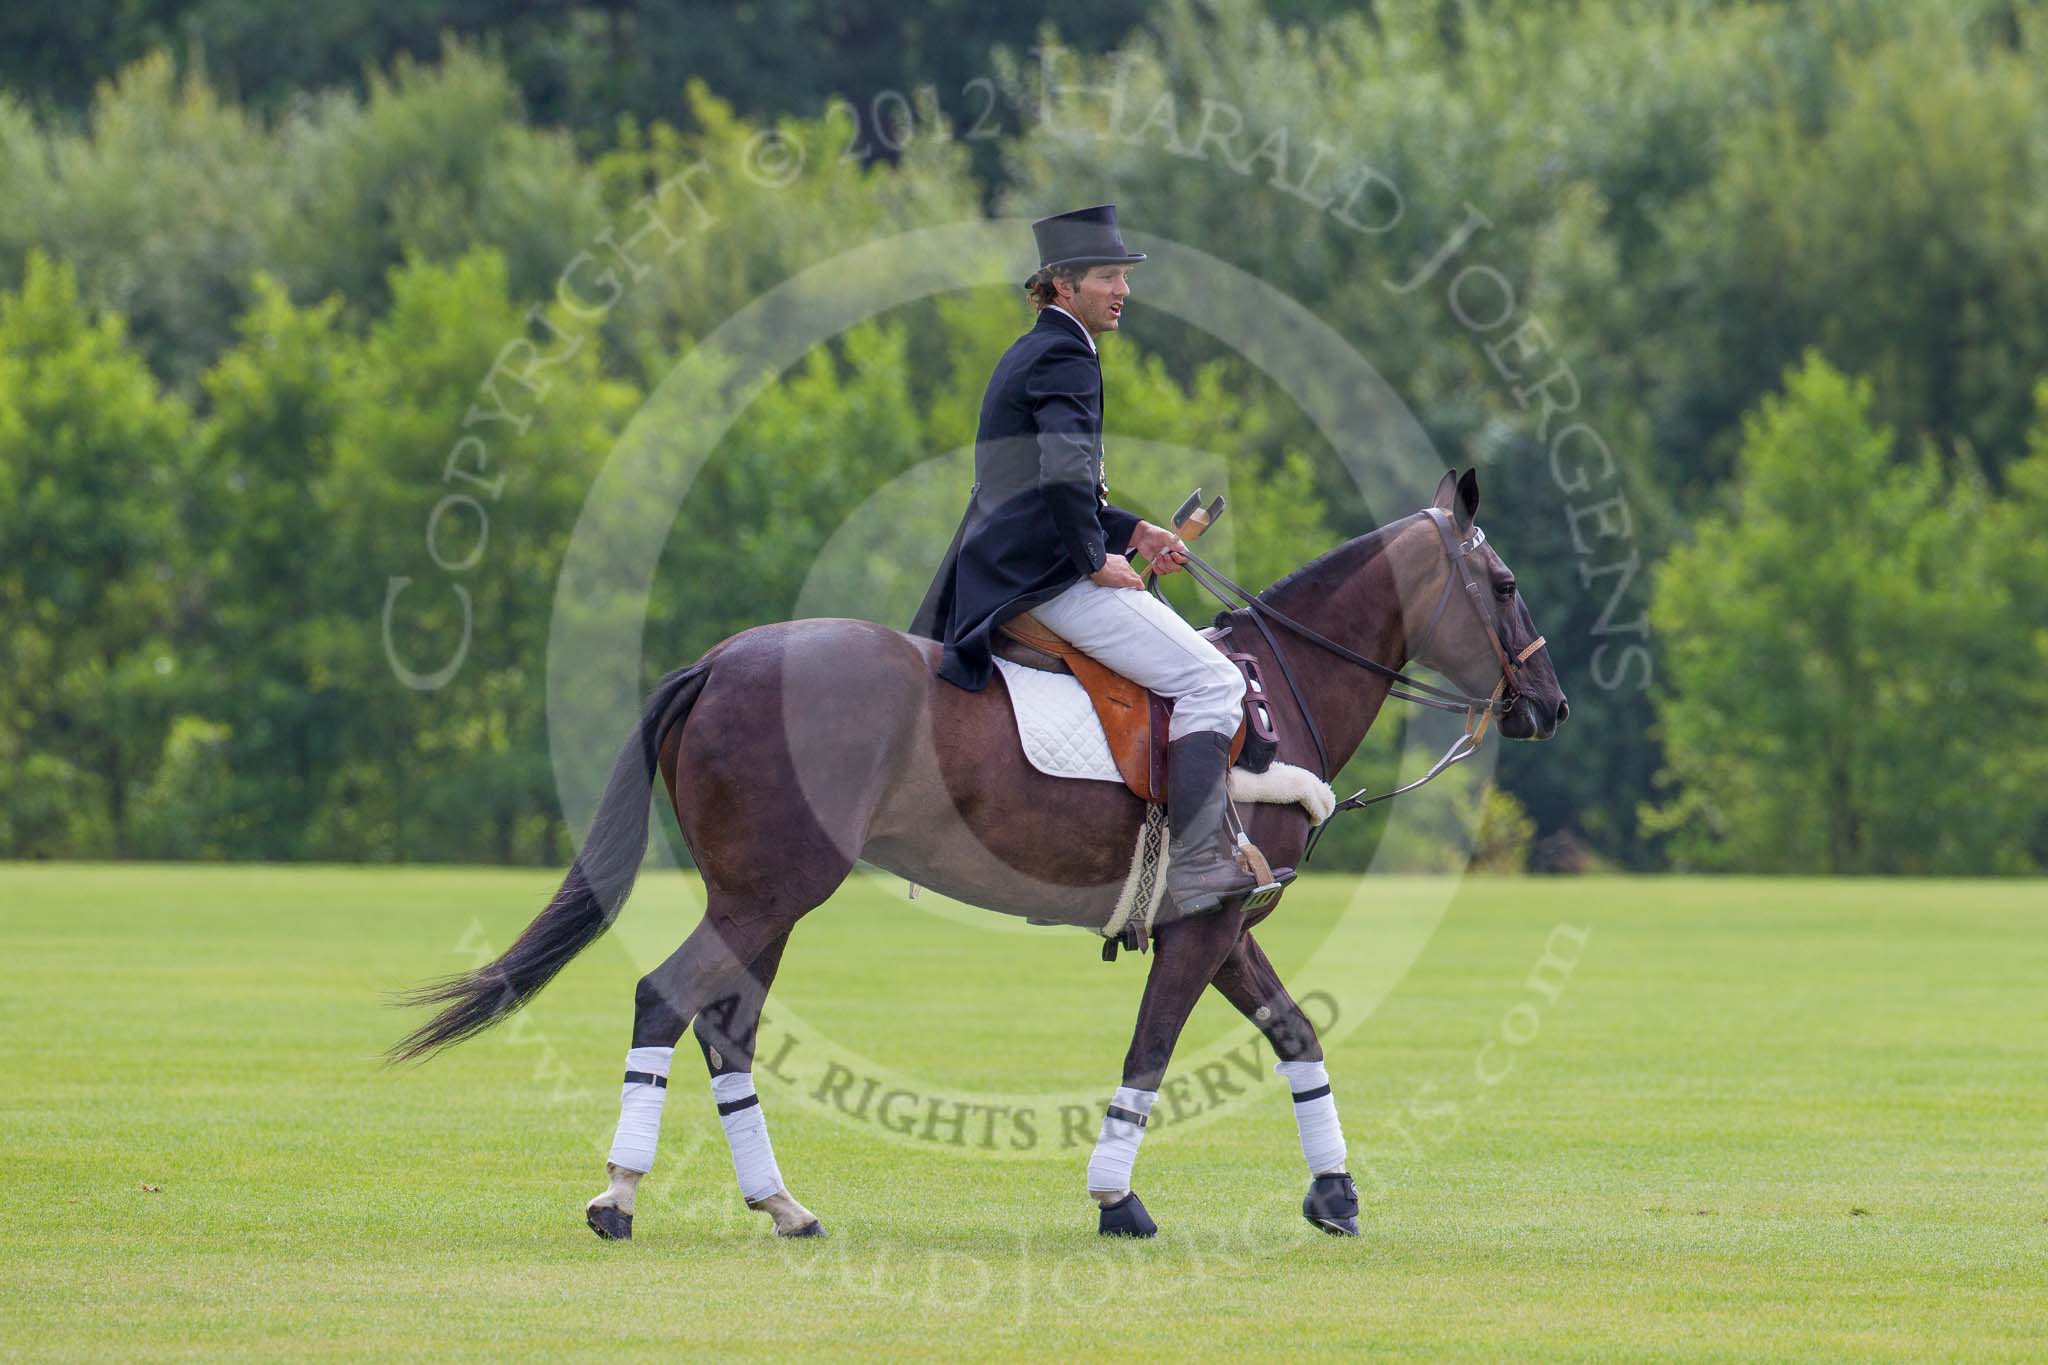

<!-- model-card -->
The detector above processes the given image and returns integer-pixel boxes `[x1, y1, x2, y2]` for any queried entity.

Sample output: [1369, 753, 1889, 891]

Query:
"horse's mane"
[1256, 513, 1418, 606]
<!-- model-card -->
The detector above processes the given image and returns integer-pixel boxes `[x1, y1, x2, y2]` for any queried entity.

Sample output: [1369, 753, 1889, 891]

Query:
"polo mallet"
[1142, 489, 1227, 593]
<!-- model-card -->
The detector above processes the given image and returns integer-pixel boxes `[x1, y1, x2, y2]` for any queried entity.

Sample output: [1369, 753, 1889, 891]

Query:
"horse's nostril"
[1555, 697, 1570, 724]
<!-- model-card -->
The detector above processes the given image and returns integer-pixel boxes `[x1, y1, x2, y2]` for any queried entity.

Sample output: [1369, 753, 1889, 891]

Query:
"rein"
[1177, 508, 1546, 859]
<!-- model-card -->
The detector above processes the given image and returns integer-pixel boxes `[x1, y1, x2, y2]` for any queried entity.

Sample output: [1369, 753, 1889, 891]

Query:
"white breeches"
[1028, 580, 1245, 741]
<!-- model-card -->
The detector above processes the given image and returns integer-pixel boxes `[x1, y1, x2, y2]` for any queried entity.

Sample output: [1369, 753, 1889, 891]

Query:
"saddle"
[994, 613, 1273, 802]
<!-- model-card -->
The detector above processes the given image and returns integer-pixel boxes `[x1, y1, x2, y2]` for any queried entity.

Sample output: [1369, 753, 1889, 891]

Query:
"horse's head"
[1404, 469, 1568, 741]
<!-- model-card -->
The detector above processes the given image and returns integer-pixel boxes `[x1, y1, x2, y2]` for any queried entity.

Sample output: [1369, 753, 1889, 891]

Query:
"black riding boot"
[1163, 732, 1292, 919]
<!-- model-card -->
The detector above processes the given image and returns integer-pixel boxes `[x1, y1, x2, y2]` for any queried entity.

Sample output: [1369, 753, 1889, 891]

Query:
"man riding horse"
[394, 206, 1570, 1247]
[910, 204, 1292, 920]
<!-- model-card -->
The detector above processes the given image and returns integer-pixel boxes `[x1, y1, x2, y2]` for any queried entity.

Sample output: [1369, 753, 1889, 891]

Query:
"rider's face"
[1059, 265, 1131, 337]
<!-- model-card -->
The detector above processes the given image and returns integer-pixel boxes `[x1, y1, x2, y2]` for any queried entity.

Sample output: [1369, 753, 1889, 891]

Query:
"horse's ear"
[1454, 467, 1481, 531]
[1432, 470, 1459, 512]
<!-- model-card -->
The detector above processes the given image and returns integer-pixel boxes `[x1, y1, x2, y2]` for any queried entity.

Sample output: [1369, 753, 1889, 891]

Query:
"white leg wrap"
[1086, 1085, 1158, 1195]
[606, 1045, 674, 1173]
[711, 1072, 785, 1205]
[1277, 1059, 1348, 1176]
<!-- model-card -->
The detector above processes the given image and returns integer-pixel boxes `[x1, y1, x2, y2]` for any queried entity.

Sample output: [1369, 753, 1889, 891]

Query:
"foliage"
[3, 5, 2048, 871]
[0, 1, 1162, 153]
[0, 46, 604, 387]
[0, 253, 190, 856]
[999, 0, 2048, 869]
[1465, 782, 1537, 875]
[1646, 354, 2042, 874]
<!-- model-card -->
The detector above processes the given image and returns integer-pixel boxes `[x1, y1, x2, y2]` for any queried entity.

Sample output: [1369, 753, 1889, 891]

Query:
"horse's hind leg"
[585, 906, 816, 1241]
[688, 931, 822, 1236]
[1209, 930, 1358, 1236]
[588, 627, 890, 1239]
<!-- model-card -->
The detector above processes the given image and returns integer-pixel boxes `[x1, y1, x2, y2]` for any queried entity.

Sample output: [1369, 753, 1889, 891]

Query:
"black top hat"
[1031, 204, 1146, 275]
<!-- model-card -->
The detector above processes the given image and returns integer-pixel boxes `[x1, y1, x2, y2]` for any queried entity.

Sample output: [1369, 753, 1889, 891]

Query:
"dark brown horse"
[393, 468, 1567, 1239]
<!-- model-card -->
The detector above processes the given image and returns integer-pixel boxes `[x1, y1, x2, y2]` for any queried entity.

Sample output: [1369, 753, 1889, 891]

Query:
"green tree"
[165, 277, 352, 858]
[0, 253, 192, 855]
[587, 85, 984, 389]
[0, 53, 285, 388]
[1002, 1, 2048, 867]
[313, 248, 637, 863]
[1653, 13, 2048, 495]
[1985, 382, 2048, 868]
[1646, 354, 2036, 874]
[0, 46, 606, 391]
[0, 1, 1159, 153]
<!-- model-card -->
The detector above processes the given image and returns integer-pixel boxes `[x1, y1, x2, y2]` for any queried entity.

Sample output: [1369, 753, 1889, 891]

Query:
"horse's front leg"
[1209, 929, 1359, 1236]
[1087, 907, 1247, 1237]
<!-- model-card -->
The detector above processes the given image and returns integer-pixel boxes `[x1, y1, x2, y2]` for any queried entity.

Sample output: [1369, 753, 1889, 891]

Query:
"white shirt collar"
[1046, 305, 1097, 353]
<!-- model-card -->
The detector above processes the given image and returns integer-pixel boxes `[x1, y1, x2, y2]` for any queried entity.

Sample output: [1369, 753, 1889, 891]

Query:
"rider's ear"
[1454, 468, 1481, 531]
[1432, 469, 1459, 511]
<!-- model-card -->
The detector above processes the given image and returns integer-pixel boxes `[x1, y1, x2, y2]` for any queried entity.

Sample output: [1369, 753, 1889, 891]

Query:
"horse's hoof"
[1302, 1172, 1360, 1237]
[586, 1204, 633, 1241]
[777, 1218, 827, 1238]
[1098, 1190, 1158, 1238]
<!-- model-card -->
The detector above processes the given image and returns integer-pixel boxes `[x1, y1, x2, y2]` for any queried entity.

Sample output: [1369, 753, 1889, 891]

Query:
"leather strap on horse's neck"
[1230, 600, 1334, 780]
[1176, 508, 1548, 850]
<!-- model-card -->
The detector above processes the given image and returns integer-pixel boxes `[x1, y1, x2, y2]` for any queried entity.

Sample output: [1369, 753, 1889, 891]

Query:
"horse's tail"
[386, 660, 712, 1063]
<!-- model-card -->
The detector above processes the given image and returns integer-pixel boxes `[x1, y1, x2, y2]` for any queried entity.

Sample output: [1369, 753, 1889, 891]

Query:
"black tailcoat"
[909, 308, 1141, 689]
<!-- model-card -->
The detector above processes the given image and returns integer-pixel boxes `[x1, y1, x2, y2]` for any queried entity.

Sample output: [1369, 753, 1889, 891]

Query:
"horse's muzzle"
[1500, 692, 1566, 741]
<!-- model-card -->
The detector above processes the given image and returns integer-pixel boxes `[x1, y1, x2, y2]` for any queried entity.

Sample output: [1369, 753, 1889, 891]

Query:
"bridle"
[1178, 507, 1546, 855]
[1404, 507, 1551, 732]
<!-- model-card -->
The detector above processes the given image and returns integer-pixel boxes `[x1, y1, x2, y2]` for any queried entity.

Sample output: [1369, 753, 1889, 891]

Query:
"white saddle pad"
[993, 657, 1121, 781]
[991, 657, 1336, 823]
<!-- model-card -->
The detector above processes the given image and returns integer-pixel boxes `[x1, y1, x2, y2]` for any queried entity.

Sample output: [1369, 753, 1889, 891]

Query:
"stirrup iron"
[1231, 829, 1292, 914]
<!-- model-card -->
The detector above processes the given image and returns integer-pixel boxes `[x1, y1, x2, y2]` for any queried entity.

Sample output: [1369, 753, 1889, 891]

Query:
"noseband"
[1179, 507, 1546, 852]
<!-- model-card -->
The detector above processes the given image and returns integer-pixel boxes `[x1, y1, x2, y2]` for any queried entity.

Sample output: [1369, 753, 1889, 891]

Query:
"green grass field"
[3, 864, 2044, 1360]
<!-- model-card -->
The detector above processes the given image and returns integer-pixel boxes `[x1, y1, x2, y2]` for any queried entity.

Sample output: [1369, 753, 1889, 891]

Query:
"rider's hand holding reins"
[1125, 520, 1189, 577]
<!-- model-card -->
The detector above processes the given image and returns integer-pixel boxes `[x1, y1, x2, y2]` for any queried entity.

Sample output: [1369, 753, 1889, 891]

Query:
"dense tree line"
[0, 0, 1167, 163]
[2, 0, 2045, 872]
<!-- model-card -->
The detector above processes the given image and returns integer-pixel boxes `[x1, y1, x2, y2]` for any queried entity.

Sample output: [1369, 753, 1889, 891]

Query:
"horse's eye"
[1496, 580, 1516, 598]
